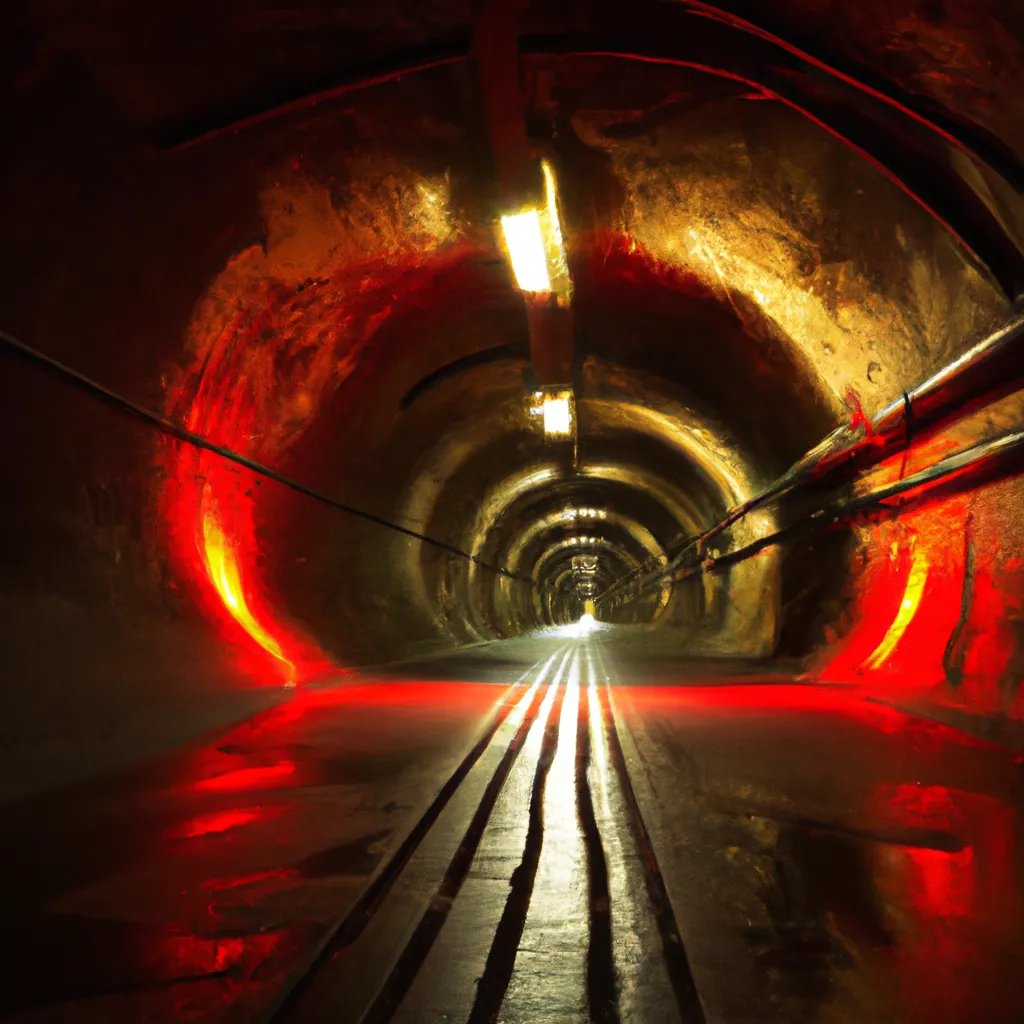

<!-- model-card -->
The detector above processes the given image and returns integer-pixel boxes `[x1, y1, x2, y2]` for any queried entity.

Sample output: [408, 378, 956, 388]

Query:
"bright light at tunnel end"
[550, 611, 603, 639]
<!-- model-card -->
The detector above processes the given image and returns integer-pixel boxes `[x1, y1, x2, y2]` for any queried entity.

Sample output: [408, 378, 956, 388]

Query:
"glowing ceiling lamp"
[566, 508, 605, 520]
[501, 210, 550, 292]
[542, 392, 573, 436]
[529, 388, 575, 438]
[500, 160, 571, 297]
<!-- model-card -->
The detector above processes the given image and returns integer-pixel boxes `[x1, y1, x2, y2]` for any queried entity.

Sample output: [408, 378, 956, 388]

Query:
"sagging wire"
[0, 327, 535, 585]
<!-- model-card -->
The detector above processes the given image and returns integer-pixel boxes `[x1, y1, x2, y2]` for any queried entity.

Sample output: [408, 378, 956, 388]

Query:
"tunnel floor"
[2, 629, 1022, 1023]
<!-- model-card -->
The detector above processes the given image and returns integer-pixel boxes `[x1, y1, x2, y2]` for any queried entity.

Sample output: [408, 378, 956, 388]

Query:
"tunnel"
[3, 2, 1024, 1021]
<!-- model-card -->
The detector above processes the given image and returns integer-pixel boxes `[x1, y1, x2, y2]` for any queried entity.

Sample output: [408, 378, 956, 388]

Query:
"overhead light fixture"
[565, 508, 605, 520]
[529, 387, 575, 440]
[500, 160, 571, 297]
[501, 210, 550, 292]
[542, 392, 572, 436]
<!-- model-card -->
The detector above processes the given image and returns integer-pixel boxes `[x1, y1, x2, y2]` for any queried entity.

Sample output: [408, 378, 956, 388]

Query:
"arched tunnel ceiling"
[5, 0, 1024, 165]
[141, 40, 1009, 667]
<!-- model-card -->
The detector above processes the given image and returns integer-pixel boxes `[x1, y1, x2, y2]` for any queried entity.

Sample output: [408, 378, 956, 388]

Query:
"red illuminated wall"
[159, 216, 480, 685]
[817, 431, 1024, 721]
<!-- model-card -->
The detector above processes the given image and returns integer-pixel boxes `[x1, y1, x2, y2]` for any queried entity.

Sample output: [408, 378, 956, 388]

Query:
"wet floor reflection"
[866, 783, 1020, 1022]
[0, 677, 523, 1021]
[611, 671, 1024, 1024]
[587, 646, 680, 1024]
[386, 651, 569, 1024]
[2, 632, 1023, 1022]
[500, 647, 588, 1023]
[391, 640, 685, 1024]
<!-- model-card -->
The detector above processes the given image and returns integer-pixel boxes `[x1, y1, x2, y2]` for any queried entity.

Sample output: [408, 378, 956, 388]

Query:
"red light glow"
[817, 484, 970, 696]
[201, 501, 292, 677]
[902, 845, 976, 918]
[871, 784, 978, 919]
[161, 344, 335, 686]
[154, 929, 290, 978]
[201, 867, 301, 893]
[164, 418, 321, 685]
[194, 762, 296, 794]
[160, 217, 479, 686]
[179, 808, 264, 838]
[162, 934, 248, 975]
[861, 540, 929, 671]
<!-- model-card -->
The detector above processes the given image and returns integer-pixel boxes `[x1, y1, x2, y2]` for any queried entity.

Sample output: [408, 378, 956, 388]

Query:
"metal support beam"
[472, 1, 575, 391]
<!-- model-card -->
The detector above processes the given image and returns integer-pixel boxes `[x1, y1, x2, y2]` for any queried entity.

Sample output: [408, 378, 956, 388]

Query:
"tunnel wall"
[0, 70, 515, 799]
[812, 391, 1024, 734]
[0, 85, 293, 798]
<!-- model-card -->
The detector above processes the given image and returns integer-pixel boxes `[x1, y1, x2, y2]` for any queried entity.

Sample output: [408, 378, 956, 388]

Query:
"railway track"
[262, 638, 705, 1024]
